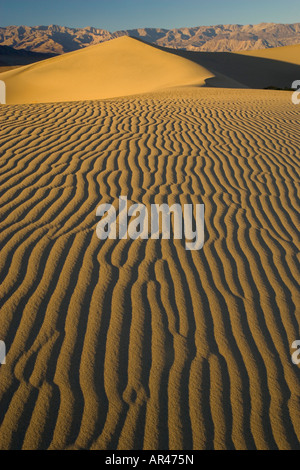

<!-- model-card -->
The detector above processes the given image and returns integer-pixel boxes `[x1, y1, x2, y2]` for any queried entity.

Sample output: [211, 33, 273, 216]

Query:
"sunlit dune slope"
[240, 43, 300, 65]
[0, 36, 221, 104]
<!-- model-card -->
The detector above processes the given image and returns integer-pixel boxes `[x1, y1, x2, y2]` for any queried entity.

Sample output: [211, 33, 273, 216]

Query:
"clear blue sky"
[0, 0, 299, 31]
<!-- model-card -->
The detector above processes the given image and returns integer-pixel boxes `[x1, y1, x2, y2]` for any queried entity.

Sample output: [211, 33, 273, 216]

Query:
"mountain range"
[1, 23, 300, 54]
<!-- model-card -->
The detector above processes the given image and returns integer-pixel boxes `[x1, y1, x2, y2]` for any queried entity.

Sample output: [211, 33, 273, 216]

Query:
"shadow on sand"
[132, 37, 300, 89]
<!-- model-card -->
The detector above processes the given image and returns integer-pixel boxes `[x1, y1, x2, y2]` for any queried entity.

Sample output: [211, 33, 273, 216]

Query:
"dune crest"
[239, 43, 300, 65]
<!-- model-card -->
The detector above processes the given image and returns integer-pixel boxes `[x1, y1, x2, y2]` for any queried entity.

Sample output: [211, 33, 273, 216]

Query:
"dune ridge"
[240, 43, 300, 65]
[0, 88, 299, 449]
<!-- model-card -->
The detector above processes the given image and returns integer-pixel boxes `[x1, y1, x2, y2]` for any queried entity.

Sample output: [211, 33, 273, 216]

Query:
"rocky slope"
[0, 23, 300, 54]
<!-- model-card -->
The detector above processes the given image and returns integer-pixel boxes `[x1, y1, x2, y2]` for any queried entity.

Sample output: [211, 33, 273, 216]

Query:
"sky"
[0, 0, 299, 31]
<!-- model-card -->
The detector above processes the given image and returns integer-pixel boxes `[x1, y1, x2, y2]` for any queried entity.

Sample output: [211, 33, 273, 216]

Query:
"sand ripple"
[0, 88, 299, 449]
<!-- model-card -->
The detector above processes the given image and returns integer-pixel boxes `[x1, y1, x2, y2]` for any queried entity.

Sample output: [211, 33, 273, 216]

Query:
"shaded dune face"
[157, 43, 300, 90]
[0, 88, 299, 450]
[240, 43, 300, 65]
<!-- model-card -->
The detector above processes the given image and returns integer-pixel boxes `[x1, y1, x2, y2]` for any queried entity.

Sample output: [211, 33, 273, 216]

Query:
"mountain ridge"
[1, 23, 300, 54]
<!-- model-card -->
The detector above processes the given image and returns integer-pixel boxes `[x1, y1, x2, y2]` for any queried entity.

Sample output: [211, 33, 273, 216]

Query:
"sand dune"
[240, 43, 300, 65]
[1, 39, 300, 106]
[3, 39, 299, 105]
[0, 87, 299, 449]
[0, 66, 22, 73]
[0, 37, 226, 104]
[160, 43, 300, 90]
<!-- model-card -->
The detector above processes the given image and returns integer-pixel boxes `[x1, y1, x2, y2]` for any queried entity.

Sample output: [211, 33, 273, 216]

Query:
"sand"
[0, 37, 299, 450]
[240, 43, 300, 65]
[158, 43, 300, 90]
[0, 86, 299, 450]
[0, 66, 22, 73]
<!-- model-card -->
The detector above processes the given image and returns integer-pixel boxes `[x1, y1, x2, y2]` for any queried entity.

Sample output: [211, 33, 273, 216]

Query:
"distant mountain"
[1, 23, 300, 54]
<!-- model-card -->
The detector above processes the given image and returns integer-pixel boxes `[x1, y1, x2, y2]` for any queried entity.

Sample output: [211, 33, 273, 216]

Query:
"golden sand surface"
[0, 66, 22, 74]
[240, 43, 300, 65]
[0, 87, 299, 449]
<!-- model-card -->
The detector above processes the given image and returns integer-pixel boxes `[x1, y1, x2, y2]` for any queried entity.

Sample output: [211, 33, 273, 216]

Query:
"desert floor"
[0, 87, 299, 449]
